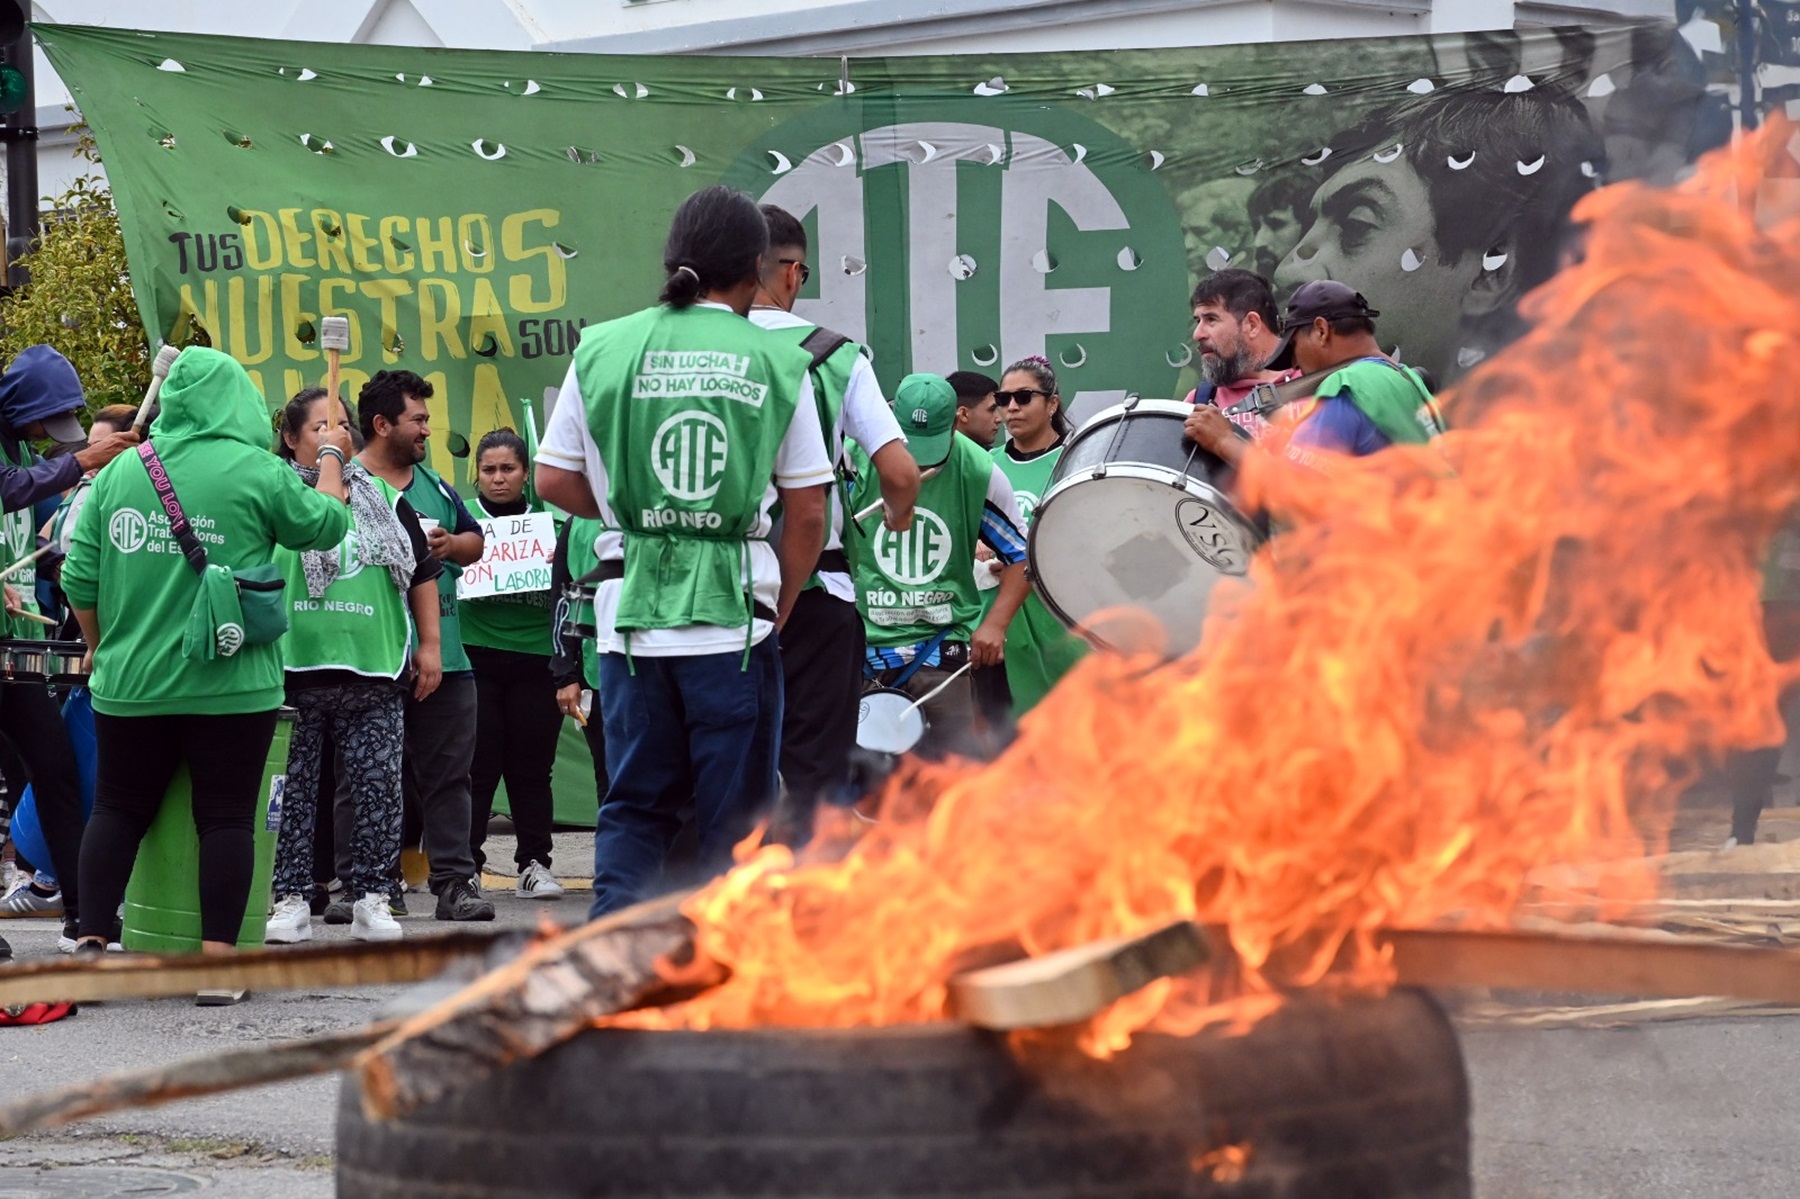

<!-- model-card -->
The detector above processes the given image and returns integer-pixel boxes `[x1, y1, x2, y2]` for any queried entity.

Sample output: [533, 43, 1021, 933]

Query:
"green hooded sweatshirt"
[63, 348, 350, 717]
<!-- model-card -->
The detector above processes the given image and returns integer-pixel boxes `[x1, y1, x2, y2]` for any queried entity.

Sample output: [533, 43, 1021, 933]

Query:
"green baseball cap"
[893, 373, 957, 469]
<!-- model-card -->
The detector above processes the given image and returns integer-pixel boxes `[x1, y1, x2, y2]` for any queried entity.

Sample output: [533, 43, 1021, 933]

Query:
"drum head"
[1029, 467, 1260, 658]
[857, 688, 927, 755]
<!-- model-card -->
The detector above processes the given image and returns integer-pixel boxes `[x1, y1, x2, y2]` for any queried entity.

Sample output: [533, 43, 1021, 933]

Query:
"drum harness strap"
[872, 626, 954, 691]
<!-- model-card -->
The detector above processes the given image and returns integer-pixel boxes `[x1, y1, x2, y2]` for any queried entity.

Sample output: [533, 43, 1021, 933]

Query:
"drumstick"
[853, 466, 940, 523]
[0, 543, 53, 582]
[133, 346, 181, 434]
[5, 608, 57, 627]
[320, 317, 351, 429]
[900, 661, 972, 716]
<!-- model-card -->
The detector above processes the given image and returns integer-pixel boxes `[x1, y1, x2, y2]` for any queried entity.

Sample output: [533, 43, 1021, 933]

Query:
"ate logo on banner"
[729, 105, 1187, 414]
[652, 411, 731, 502]
[874, 508, 953, 586]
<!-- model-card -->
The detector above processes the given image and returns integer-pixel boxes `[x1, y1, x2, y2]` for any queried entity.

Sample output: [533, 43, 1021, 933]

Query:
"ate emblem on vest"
[109, 508, 148, 553]
[652, 411, 731, 502]
[873, 507, 952, 586]
[335, 529, 365, 581]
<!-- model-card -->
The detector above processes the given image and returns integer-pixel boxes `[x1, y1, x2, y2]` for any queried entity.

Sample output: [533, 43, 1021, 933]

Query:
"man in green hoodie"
[63, 347, 351, 960]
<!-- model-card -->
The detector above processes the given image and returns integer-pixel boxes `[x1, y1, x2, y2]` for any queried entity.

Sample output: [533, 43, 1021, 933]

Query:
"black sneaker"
[308, 884, 331, 917]
[433, 878, 494, 922]
[323, 896, 354, 925]
[0, 933, 11, 963]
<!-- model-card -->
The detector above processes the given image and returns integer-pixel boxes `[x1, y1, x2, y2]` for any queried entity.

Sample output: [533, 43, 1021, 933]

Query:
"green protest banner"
[37, 21, 1712, 486]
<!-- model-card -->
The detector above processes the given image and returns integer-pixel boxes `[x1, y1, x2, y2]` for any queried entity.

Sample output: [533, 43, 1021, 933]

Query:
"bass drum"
[1028, 398, 1263, 658]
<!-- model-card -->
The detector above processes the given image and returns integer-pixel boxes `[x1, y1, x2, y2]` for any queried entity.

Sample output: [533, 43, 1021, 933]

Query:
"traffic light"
[0, 1, 24, 116]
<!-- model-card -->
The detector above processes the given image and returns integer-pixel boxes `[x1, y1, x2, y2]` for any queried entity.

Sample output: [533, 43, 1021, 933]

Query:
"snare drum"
[0, 639, 89, 686]
[1028, 398, 1264, 658]
[856, 687, 927, 756]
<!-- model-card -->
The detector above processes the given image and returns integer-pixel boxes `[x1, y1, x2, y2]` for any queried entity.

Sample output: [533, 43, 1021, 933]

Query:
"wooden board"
[945, 921, 1210, 1030]
[356, 892, 697, 1121]
[0, 930, 505, 1007]
[1384, 927, 1800, 1006]
[0, 1020, 399, 1133]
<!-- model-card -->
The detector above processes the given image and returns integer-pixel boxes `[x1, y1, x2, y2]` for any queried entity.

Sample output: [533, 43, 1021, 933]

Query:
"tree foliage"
[0, 127, 185, 417]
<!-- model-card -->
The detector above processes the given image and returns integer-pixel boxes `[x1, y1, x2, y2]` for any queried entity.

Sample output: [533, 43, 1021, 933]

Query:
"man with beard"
[1182, 270, 1296, 449]
[355, 370, 493, 923]
[1186, 281, 1442, 470]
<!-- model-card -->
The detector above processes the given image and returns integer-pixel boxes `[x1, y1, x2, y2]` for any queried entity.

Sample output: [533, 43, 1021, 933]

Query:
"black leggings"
[78, 710, 278, 944]
[2, 684, 86, 918]
[468, 645, 562, 871]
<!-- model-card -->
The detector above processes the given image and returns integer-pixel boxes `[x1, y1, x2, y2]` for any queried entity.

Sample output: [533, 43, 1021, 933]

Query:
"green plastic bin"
[121, 710, 292, 952]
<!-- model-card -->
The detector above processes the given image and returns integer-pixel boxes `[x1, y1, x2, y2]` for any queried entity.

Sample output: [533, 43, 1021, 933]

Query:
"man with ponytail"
[536, 186, 832, 917]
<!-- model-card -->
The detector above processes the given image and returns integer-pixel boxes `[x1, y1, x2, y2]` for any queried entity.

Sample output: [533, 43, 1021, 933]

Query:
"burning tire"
[337, 988, 1468, 1198]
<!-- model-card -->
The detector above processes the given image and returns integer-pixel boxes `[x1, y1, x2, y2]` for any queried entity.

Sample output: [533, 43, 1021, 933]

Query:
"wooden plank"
[355, 891, 698, 1121]
[0, 1020, 399, 1134]
[0, 931, 505, 1007]
[945, 921, 1210, 1030]
[1384, 927, 1800, 1005]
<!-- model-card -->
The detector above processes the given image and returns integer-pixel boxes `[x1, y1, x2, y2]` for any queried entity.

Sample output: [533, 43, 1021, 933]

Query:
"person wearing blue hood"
[0, 345, 138, 964]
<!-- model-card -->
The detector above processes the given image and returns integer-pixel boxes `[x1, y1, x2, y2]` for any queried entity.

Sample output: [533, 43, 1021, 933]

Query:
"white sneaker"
[351, 893, 403, 942]
[264, 894, 313, 944]
[517, 861, 564, 900]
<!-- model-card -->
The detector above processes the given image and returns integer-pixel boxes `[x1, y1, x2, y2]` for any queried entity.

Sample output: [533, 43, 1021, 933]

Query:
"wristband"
[317, 445, 347, 466]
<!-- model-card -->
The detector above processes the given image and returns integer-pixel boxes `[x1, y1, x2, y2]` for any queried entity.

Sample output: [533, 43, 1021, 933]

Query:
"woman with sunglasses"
[990, 357, 1087, 716]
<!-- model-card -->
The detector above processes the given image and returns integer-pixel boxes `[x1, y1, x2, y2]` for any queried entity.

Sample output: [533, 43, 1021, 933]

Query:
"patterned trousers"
[273, 681, 404, 900]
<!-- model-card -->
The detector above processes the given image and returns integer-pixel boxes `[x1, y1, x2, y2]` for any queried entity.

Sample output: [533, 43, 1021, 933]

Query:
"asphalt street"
[1, 829, 1798, 1197]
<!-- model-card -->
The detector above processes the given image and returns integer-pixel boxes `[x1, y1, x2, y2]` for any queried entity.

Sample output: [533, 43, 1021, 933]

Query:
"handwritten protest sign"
[458, 512, 555, 600]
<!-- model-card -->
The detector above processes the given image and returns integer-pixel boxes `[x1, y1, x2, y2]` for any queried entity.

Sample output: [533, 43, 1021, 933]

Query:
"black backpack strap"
[800, 325, 852, 371]
[797, 325, 860, 504]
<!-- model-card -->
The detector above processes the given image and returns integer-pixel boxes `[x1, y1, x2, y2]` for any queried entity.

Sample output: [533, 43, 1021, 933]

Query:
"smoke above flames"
[620, 123, 1800, 1048]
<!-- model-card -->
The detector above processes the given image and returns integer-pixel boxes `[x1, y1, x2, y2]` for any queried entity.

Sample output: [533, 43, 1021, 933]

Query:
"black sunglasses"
[778, 257, 812, 286]
[996, 389, 1049, 407]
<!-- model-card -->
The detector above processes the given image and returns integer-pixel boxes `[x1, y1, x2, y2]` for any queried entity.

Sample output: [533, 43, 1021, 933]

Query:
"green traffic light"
[0, 65, 25, 115]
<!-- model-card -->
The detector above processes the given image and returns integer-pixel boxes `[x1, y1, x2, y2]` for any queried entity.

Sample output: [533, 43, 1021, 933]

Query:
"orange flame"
[1190, 1143, 1252, 1184]
[617, 124, 1800, 1046]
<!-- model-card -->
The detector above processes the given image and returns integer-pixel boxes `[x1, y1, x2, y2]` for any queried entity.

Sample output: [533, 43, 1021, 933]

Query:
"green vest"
[402, 464, 472, 673]
[565, 515, 604, 687]
[989, 442, 1061, 527]
[768, 323, 859, 593]
[575, 305, 808, 636]
[460, 496, 555, 657]
[0, 438, 42, 636]
[1314, 358, 1445, 446]
[991, 441, 1088, 715]
[848, 434, 990, 647]
[276, 475, 412, 680]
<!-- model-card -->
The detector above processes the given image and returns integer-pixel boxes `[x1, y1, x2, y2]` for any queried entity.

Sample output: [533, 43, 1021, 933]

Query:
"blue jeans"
[590, 637, 782, 917]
